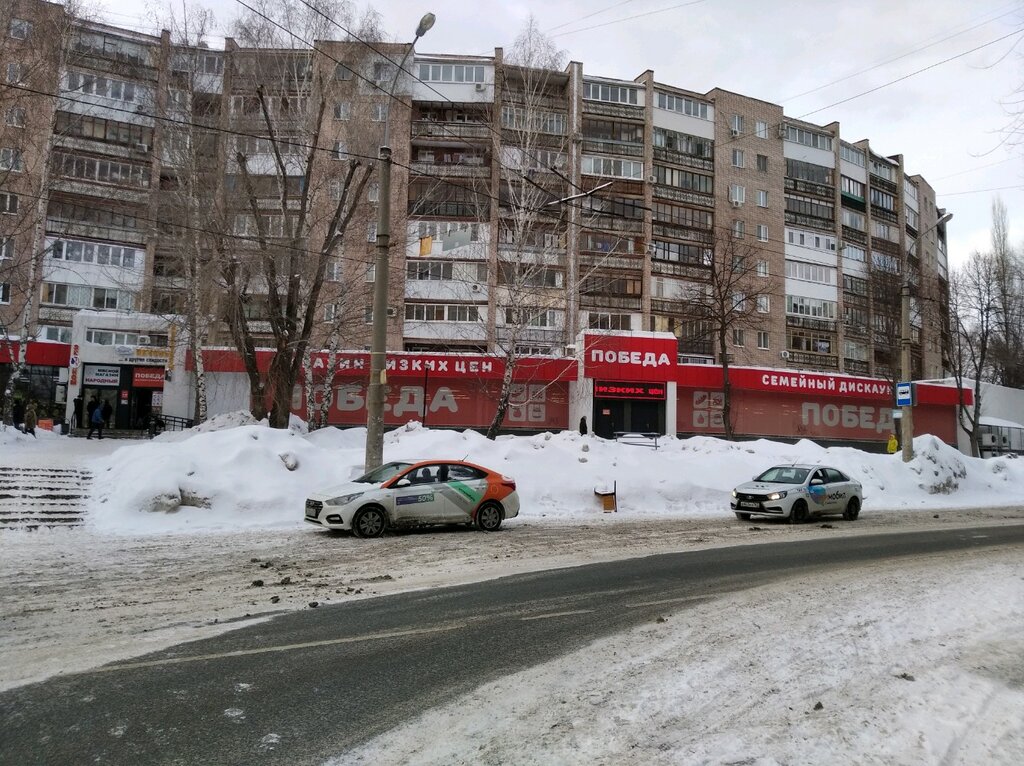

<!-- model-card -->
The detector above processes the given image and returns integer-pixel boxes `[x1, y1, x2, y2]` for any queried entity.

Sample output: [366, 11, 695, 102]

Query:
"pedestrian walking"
[101, 398, 113, 428]
[87, 402, 105, 440]
[86, 395, 99, 425]
[887, 433, 899, 454]
[23, 402, 37, 438]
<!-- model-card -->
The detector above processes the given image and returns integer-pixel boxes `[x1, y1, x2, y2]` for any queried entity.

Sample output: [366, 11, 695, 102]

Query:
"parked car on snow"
[730, 464, 862, 523]
[304, 460, 520, 537]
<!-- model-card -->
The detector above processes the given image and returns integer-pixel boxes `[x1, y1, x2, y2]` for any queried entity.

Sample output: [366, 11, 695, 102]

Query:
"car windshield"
[353, 461, 414, 484]
[754, 466, 810, 484]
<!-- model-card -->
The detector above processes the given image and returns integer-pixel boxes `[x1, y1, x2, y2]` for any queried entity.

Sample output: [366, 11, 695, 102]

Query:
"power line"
[550, 0, 708, 39]
[937, 183, 1023, 197]
[547, 0, 640, 32]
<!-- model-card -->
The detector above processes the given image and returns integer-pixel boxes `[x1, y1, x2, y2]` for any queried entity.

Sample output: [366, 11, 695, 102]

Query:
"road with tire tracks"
[2, 524, 1021, 765]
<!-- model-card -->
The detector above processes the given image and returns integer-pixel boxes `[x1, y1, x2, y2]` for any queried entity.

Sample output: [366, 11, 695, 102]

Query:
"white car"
[730, 464, 863, 523]
[305, 459, 521, 537]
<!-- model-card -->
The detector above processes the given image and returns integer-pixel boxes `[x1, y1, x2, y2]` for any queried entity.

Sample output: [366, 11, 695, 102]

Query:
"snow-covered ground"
[2, 418, 1023, 764]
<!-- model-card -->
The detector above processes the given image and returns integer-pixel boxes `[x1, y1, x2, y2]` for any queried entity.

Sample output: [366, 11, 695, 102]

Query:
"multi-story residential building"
[0, 0, 952, 400]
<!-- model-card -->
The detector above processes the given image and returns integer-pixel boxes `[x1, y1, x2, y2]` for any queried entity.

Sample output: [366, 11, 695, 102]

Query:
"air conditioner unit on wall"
[778, 124, 787, 139]
[779, 350, 791, 360]
[730, 128, 740, 137]
[470, 283, 482, 292]
[731, 199, 742, 207]
[137, 335, 151, 346]
[981, 433, 997, 447]
[474, 83, 485, 92]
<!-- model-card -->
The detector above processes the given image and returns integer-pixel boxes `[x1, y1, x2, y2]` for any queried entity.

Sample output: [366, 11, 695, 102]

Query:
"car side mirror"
[810, 478, 824, 486]
[395, 478, 411, 487]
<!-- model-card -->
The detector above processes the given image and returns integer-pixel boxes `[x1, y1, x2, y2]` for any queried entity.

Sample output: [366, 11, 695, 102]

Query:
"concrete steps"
[0, 466, 93, 530]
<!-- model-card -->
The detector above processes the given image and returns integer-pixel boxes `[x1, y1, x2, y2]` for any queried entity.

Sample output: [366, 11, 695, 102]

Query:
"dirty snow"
[2, 416, 1023, 764]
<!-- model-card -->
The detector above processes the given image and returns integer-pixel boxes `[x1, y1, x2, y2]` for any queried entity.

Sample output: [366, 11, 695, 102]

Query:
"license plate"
[740, 502, 760, 509]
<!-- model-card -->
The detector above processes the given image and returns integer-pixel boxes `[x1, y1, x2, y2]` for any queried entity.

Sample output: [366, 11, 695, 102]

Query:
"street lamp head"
[937, 211, 953, 226]
[415, 13, 436, 38]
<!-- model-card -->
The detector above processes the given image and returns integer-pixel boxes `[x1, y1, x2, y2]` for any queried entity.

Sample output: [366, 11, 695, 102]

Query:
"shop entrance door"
[593, 400, 626, 439]
[593, 399, 665, 438]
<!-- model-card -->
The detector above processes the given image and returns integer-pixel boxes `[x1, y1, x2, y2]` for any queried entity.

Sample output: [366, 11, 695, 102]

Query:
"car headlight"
[326, 492, 364, 507]
[731, 489, 737, 498]
[767, 491, 788, 501]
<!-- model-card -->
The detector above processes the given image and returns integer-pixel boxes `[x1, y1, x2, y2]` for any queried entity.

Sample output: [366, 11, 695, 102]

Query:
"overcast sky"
[95, 0, 1024, 267]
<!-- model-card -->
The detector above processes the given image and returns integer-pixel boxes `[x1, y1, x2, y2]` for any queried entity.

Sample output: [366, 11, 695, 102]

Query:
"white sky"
[93, 0, 1024, 268]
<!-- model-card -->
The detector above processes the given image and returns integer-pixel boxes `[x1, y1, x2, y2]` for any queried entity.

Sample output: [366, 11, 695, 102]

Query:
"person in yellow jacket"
[887, 433, 899, 454]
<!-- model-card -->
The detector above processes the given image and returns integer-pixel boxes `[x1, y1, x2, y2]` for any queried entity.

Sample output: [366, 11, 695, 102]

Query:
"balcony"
[869, 175, 898, 195]
[785, 315, 837, 333]
[581, 101, 644, 120]
[843, 358, 870, 375]
[652, 185, 714, 209]
[49, 178, 149, 205]
[579, 251, 644, 271]
[581, 139, 644, 157]
[412, 121, 491, 142]
[784, 211, 834, 232]
[45, 218, 146, 246]
[410, 161, 490, 179]
[653, 146, 713, 172]
[580, 294, 642, 311]
[653, 223, 713, 244]
[650, 260, 709, 279]
[787, 350, 839, 369]
[585, 215, 643, 234]
[784, 177, 834, 200]
[871, 205, 898, 224]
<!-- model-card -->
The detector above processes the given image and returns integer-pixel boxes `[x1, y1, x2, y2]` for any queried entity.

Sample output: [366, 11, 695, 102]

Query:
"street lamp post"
[900, 210, 953, 463]
[364, 12, 435, 472]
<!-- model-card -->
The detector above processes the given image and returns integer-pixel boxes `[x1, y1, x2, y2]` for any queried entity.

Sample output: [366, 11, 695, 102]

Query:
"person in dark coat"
[12, 400, 25, 430]
[73, 395, 84, 428]
[87, 402, 105, 439]
[101, 398, 113, 428]
[23, 402, 37, 438]
[86, 395, 99, 426]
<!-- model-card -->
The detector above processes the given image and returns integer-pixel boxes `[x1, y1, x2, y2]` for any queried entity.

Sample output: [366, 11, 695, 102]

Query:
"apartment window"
[9, 19, 32, 39]
[869, 188, 895, 211]
[903, 179, 919, 202]
[367, 223, 377, 242]
[418, 63, 485, 83]
[786, 159, 833, 185]
[371, 103, 388, 122]
[729, 184, 745, 204]
[731, 149, 745, 168]
[1, 237, 13, 259]
[655, 92, 709, 119]
[0, 283, 10, 304]
[732, 220, 745, 238]
[757, 225, 769, 242]
[873, 221, 898, 242]
[785, 194, 835, 221]
[365, 264, 375, 282]
[785, 126, 833, 151]
[324, 303, 337, 322]
[0, 192, 18, 213]
[582, 155, 643, 180]
[841, 209, 865, 231]
[757, 295, 770, 313]
[53, 151, 149, 188]
[869, 158, 895, 181]
[730, 114, 744, 135]
[65, 71, 137, 103]
[334, 63, 353, 80]
[842, 274, 868, 295]
[732, 328, 745, 346]
[906, 206, 919, 229]
[873, 253, 900, 273]
[786, 295, 836, 319]
[5, 107, 26, 128]
[757, 190, 768, 207]
[6, 63, 23, 84]
[651, 202, 713, 230]
[840, 176, 864, 199]
[786, 229, 836, 251]
[39, 325, 71, 343]
[785, 259, 836, 285]
[842, 244, 867, 262]
[652, 165, 713, 193]
[407, 261, 453, 280]
[840, 143, 865, 167]
[368, 182, 379, 203]
[650, 241, 712, 266]
[326, 260, 342, 282]
[0, 148, 23, 172]
[651, 130, 711, 161]
[582, 82, 638, 105]
[789, 331, 833, 354]
[755, 120, 768, 139]
[372, 62, 396, 83]
[757, 331, 770, 349]
[333, 102, 351, 120]
[756, 154, 768, 172]
[588, 312, 631, 330]
[333, 141, 347, 160]
[51, 239, 141, 268]
[756, 259, 769, 277]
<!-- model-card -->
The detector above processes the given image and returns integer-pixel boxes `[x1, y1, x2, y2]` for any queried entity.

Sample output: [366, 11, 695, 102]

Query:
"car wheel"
[735, 512, 752, 521]
[843, 497, 861, 521]
[789, 499, 808, 525]
[475, 502, 503, 531]
[352, 507, 387, 538]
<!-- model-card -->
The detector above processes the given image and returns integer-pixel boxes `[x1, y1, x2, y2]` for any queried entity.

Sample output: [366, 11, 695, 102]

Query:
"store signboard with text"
[82, 365, 121, 387]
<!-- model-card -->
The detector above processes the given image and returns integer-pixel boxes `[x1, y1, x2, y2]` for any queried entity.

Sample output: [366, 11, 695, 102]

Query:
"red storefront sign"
[583, 332, 678, 383]
[132, 367, 165, 388]
[594, 381, 666, 400]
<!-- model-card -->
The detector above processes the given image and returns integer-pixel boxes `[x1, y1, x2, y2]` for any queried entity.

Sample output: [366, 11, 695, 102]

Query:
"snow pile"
[84, 420, 1024, 535]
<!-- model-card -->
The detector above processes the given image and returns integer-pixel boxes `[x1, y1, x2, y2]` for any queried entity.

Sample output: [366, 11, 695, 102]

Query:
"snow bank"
[85, 419, 1024, 535]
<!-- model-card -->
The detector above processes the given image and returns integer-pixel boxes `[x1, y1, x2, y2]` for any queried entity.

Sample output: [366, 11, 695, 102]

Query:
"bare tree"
[694, 231, 779, 440]
[986, 199, 1024, 388]
[946, 249, 998, 457]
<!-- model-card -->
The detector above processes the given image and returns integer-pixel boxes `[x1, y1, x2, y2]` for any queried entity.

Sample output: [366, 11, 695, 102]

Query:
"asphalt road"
[3, 524, 1022, 766]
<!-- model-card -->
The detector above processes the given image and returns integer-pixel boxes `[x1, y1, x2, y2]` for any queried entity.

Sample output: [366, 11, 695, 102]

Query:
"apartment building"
[0, 0, 951, 393]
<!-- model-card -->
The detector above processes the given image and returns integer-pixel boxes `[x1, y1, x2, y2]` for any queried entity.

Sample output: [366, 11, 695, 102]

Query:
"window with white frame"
[583, 82, 638, 105]
[732, 220, 745, 238]
[755, 120, 768, 139]
[324, 303, 337, 321]
[730, 114, 744, 134]
[334, 63, 353, 80]
[757, 189, 768, 207]
[65, 71, 138, 102]
[903, 179, 918, 201]
[870, 188, 895, 211]
[501, 106, 567, 135]
[418, 63, 485, 83]
[873, 220, 898, 242]
[785, 126, 832, 151]
[757, 224, 768, 242]
[785, 259, 836, 285]
[43, 282, 134, 310]
[757, 295, 770, 313]
[840, 176, 864, 199]
[327, 260, 342, 281]
[0, 191, 18, 213]
[0, 282, 10, 304]
[731, 149, 744, 168]
[655, 92, 709, 119]
[588, 312, 631, 330]
[39, 325, 72, 343]
[1, 237, 13, 259]
[372, 62, 396, 83]
[652, 165, 713, 192]
[842, 244, 867, 262]
[371, 103, 388, 122]
[6, 63, 23, 84]
[906, 206, 919, 229]
[367, 223, 377, 242]
[757, 258, 769, 276]
[729, 184, 745, 204]
[757, 154, 768, 172]
[368, 182, 379, 202]
[844, 339, 868, 361]
[757, 330, 770, 349]
[785, 228, 836, 251]
[841, 208, 865, 231]
[786, 294, 836, 319]
[333, 141, 347, 160]
[5, 107, 25, 128]
[407, 261, 453, 280]
[333, 102, 351, 120]
[582, 155, 643, 180]
[50, 238, 141, 268]
[869, 158, 894, 180]
[840, 143, 865, 167]
[732, 328, 745, 346]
